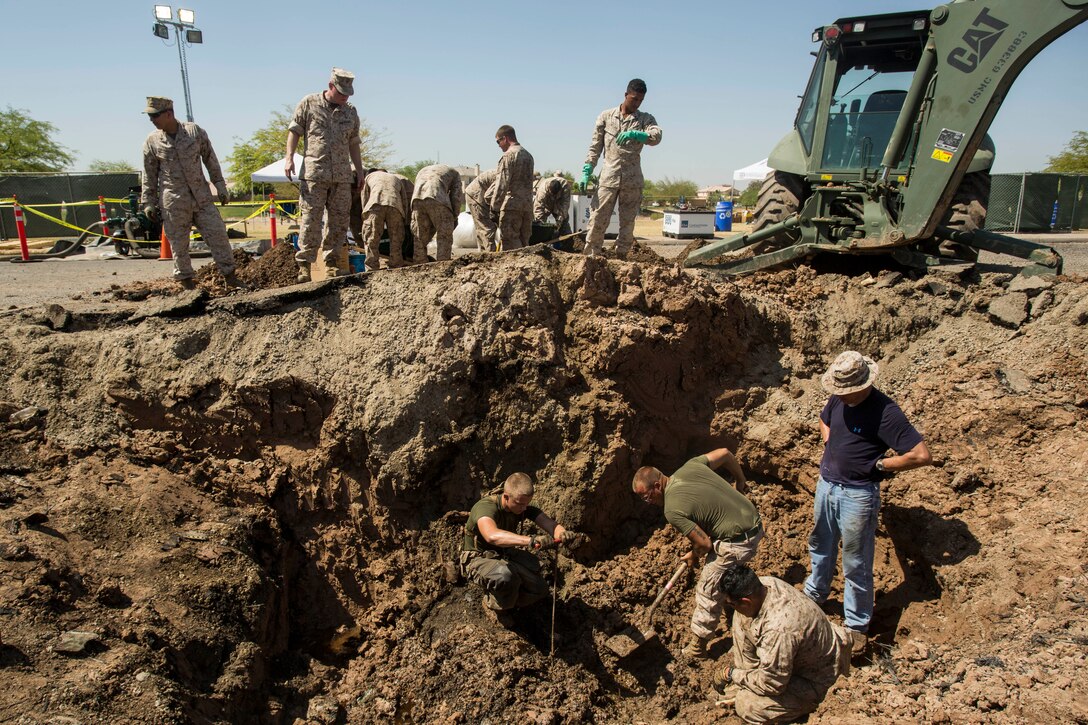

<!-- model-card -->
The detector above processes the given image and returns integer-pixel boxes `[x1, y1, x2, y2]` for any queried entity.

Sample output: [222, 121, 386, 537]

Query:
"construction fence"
[986, 173, 1087, 233]
[0, 172, 141, 239]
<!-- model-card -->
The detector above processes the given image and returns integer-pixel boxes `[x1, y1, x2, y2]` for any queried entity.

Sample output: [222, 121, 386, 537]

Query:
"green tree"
[738, 180, 761, 207]
[0, 106, 74, 172]
[394, 159, 436, 184]
[650, 176, 699, 205]
[225, 106, 394, 195]
[88, 159, 137, 173]
[1045, 130, 1088, 173]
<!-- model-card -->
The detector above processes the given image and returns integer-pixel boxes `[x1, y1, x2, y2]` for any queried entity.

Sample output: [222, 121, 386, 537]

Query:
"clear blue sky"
[4, 0, 1086, 188]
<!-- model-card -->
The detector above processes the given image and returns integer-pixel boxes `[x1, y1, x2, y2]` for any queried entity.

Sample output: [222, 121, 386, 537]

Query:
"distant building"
[697, 184, 734, 199]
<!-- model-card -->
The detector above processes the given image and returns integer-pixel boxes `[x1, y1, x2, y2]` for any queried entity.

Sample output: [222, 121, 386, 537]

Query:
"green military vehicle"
[686, 0, 1088, 276]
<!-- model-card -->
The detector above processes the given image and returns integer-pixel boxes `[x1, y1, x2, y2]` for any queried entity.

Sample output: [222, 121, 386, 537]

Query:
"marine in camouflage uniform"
[583, 78, 662, 259]
[491, 126, 534, 250]
[140, 96, 237, 284]
[464, 168, 498, 252]
[720, 569, 851, 724]
[285, 68, 364, 281]
[411, 164, 463, 263]
[632, 450, 763, 660]
[533, 172, 572, 236]
[360, 170, 411, 271]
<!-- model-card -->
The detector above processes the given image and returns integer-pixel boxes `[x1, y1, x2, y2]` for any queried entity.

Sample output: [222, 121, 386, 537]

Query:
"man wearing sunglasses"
[491, 125, 534, 251]
[141, 96, 243, 289]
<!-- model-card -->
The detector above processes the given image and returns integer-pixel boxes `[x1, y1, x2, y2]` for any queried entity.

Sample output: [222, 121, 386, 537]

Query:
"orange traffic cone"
[159, 228, 172, 260]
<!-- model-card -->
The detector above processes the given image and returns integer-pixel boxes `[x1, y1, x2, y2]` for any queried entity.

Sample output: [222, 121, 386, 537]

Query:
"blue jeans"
[804, 476, 880, 632]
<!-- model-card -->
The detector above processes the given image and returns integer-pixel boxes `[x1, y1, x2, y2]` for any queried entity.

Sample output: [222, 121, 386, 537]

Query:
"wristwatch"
[875, 460, 886, 473]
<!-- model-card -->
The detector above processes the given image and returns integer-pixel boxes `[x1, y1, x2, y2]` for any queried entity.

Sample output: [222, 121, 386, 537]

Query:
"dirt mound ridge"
[1, 250, 1085, 722]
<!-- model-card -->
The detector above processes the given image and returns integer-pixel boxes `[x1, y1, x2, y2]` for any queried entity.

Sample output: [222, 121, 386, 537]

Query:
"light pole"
[151, 6, 203, 122]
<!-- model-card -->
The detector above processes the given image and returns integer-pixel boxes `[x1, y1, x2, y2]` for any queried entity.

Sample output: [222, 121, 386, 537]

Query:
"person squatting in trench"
[460, 473, 583, 622]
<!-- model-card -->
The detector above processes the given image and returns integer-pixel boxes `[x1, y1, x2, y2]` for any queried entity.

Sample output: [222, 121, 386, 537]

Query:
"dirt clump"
[0, 249, 1086, 723]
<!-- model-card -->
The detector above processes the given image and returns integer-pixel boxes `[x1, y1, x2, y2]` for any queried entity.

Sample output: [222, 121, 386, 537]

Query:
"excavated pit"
[1, 248, 1087, 723]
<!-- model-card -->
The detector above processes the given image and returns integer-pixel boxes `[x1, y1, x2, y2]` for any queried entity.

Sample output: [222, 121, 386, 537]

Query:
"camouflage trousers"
[296, 179, 351, 266]
[162, 197, 235, 280]
[411, 198, 456, 263]
[584, 184, 642, 258]
[362, 206, 405, 271]
[731, 624, 849, 724]
[467, 199, 497, 252]
[461, 549, 549, 612]
[691, 526, 764, 639]
[498, 205, 532, 251]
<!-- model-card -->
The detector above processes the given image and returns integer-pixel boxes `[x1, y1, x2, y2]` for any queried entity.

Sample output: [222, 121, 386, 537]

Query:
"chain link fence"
[0, 172, 141, 239]
[986, 173, 1087, 233]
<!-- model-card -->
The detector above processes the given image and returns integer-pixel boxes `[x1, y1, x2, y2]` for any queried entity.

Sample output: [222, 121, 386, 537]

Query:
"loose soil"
[1, 245, 1086, 724]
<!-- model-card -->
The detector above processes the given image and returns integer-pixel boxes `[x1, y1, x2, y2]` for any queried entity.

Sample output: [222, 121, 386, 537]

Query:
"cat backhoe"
[685, 0, 1088, 276]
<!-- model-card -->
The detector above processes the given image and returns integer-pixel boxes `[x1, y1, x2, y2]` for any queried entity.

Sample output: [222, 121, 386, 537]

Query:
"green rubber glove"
[615, 130, 650, 146]
[580, 163, 593, 192]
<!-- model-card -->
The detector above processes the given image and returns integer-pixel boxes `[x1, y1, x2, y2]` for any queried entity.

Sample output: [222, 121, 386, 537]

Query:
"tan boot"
[323, 265, 340, 279]
[849, 628, 867, 656]
[681, 633, 710, 660]
[296, 261, 311, 283]
[223, 271, 248, 290]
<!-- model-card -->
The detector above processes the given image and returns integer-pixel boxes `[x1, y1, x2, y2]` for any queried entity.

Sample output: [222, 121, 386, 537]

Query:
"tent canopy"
[733, 158, 771, 183]
[251, 154, 303, 183]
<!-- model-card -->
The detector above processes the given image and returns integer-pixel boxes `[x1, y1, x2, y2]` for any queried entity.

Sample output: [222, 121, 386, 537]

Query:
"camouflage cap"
[143, 96, 174, 114]
[821, 351, 879, 395]
[330, 68, 355, 96]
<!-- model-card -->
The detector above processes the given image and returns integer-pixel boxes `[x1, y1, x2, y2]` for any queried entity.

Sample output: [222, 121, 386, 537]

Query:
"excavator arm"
[897, 0, 1088, 240]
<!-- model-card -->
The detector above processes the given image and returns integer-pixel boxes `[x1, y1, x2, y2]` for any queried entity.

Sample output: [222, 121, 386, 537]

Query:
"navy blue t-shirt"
[819, 388, 923, 486]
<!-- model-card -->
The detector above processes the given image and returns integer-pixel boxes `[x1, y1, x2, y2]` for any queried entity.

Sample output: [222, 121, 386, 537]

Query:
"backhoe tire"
[751, 171, 807, 251]
[936, 171, 990, 262]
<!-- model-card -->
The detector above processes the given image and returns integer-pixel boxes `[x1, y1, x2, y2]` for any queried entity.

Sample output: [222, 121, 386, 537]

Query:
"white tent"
[733, 158, 772, 184]
[251, 154, 303, 183]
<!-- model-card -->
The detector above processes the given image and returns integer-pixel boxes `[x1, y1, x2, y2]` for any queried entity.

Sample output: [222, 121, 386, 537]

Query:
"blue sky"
[4, 0, 1086, 188]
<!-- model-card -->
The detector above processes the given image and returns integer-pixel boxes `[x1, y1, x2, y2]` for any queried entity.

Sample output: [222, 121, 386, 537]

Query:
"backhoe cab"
[686, 1, 1088, 276]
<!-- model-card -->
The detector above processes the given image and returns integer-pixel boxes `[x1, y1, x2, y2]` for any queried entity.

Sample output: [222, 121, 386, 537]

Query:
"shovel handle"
[646, 562, 688, 623]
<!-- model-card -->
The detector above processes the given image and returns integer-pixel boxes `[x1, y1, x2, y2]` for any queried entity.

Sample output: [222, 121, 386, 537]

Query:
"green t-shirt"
[463, 495, 544, 554]
[664, 455, 760, 541]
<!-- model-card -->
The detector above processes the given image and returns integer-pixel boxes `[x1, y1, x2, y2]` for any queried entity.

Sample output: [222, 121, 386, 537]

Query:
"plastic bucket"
[348, 251, 366, 273]
[715, 201, 734, 232]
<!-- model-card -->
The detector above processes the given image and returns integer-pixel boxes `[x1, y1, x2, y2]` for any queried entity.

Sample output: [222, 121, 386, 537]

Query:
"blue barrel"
[715, 200, 734, 232]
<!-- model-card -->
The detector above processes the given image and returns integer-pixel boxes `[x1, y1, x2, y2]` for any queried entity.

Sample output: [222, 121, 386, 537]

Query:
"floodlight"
[185, 29, 203, 43]
[154, 5, 172, 20]
[178, 8, 195, 24]
[153, 22, 169, 39]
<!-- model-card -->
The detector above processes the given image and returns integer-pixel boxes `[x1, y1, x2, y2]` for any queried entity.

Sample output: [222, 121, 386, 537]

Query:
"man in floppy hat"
[285, 67, 365, 282]
[141, 96, 243, 289]
[804, 351, 932, 654]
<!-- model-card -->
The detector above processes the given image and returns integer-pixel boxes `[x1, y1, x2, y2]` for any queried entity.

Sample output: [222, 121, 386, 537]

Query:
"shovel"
[605, 562, 688, 657]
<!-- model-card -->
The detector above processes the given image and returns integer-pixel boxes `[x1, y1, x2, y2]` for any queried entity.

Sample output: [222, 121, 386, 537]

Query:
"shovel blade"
[605, 625, 657, 657]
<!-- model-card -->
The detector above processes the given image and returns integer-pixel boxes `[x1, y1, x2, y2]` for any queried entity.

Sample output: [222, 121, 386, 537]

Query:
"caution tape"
[3, 198, 297, 240]
[16, 203, 108, 237]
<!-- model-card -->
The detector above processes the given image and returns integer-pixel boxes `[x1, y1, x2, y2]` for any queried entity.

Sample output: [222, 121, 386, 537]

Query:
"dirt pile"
[1, 248, 1086, 723]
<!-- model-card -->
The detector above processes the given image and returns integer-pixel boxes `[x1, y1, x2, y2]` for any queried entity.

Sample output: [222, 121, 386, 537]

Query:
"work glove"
[530, 534, 558, 551]
[615, 130, 649, 146]
[143, 204, 160, 222]
[558, 530, 585, 549]
[216, 184, 229, 206]
[580, 163, 593, 193]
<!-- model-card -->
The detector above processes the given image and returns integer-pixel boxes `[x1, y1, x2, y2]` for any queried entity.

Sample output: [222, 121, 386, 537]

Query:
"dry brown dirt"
[1, 246, 1086, 724]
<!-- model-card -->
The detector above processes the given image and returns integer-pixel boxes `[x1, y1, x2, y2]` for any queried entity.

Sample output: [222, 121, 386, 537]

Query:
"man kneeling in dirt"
[461, 473, 582, 623]
[713, 563, 851, 724]
[632, 448, 763, 659]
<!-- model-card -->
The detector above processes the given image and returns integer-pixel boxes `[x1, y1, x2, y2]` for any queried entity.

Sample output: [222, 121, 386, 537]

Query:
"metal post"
[175, 26, 194, 122]
[1013, 172, 1027, 234]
